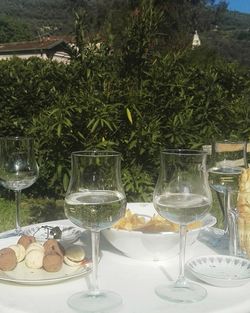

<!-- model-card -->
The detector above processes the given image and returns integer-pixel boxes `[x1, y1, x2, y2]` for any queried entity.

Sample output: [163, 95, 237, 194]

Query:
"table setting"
[0, 204, 250, 313]
[0, 141, 250, 313]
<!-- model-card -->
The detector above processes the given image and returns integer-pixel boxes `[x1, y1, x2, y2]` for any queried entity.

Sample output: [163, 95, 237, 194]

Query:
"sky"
[227, 0, 250, 14]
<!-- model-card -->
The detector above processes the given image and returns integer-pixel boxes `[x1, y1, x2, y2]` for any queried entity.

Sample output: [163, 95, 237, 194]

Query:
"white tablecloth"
[0, 203, 250, 313]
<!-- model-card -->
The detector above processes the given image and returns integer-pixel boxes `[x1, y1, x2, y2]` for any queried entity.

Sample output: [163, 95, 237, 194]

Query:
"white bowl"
[186, 255, 250, 287]
[102, 214, 216, 261]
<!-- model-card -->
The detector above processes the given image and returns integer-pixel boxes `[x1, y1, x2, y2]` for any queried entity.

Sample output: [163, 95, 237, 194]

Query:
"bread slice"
[237, 168, 250, 257]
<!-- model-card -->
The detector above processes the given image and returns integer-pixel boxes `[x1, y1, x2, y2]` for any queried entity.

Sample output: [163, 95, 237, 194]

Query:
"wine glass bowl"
[153, 149, 212, 303]
[0, 137, 39, 235]
[209, 141, 247, 192]
[64, 150, 126, 312]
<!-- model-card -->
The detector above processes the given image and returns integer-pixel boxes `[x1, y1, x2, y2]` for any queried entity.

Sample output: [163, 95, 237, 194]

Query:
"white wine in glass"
[0, 137, 39, 235]
[64, 150, 127, 312]
[153, 149, 212, 303]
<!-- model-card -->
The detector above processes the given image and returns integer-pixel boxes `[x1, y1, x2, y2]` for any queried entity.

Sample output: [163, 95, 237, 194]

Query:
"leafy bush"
[0, 1, 249, 203]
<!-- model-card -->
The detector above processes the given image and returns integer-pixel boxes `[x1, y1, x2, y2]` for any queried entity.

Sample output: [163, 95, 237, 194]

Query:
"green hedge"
[0, 1, 249, 231]
[0, 48, 249, 202]
[1, 1, 249, 202]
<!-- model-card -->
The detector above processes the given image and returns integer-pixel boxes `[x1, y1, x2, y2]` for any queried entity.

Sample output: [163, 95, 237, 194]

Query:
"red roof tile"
[0, 36, 75, 53]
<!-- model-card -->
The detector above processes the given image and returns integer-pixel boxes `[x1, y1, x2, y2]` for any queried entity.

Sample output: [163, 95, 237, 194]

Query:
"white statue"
[192, 30, 201, 49]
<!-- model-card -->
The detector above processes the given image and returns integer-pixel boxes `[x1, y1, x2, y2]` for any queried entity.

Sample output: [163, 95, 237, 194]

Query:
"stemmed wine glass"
[0, 137, 39, 235]
[64, 150, 127, 312]
[153, 149, 212, 303]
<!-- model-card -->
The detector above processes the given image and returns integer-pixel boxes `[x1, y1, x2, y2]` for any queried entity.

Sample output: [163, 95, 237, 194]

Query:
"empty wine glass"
[64, 150, 127, 312]
[153, 149, 212, 303]
[0, 137, 39, 235]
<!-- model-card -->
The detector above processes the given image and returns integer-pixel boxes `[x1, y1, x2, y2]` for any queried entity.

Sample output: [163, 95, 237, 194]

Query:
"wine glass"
[64, 150, 127, 312]
[208, 140, 247, 234]
[153, 149, 212, 303]
[0, 137, 39, 235]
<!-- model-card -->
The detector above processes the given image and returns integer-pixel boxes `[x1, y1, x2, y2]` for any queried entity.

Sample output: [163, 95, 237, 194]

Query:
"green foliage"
[0, 0, 75, 40]
[0, 194, 65, 232]
[237, 31, 250, 41]
[0, 0, 249, 68]
[0, 1, 249, 203]
[0, 16, 33, 43]
[0, 50, 249, 202]
[0, 194, 17, 232]
[202, 9, 250, 67]
[22, 198, 65, 225]
[120, 0, 163, 78]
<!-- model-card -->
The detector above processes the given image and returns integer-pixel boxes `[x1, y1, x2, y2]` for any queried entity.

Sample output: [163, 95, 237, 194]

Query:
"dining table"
[0, 202, 250, 313]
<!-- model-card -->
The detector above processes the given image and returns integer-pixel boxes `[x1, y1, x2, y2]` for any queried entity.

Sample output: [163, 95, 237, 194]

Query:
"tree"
[119, 0, 163, 79]
[0, 17, 32, 43]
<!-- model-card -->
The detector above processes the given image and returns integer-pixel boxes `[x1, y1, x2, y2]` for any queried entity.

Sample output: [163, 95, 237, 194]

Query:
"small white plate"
[186, 255, 250, 287]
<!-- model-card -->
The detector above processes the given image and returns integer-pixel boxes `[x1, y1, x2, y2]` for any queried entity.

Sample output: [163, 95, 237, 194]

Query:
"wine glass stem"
[176, 224, 187, 287]
[227, 191, 238, 256]
[15, 190, 22, 235]
[90, 230, 100, 296]
[215, 190, 228, 232]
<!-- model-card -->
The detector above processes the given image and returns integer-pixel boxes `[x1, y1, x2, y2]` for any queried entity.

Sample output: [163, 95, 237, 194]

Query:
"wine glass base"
[67, 290, 122, 313]
[155, 281, 207, 303]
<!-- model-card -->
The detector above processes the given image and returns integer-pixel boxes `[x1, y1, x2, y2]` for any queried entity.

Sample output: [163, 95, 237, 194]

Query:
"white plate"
[23, 225, 82, 244]
[0, 236, 91, 285]
[186, 255, 250, 287]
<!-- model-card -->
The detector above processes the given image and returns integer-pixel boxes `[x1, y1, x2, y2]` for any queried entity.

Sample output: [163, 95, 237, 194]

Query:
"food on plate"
[17, 235, 36, 250]
[9, 244, 26, 262]
[25, 249, 44, 269]
[239, 168, 250, 194]
[237, 168, 250, 214]
[43, 239, 64, 257]
[42, 239, 65, 272]
[24, 242, 45, 269]
[43, 251, 63, 272]
[0, 235, 88, 272]
[43, 239, 65, 272]
[26, 242, 44, 255]
[0, 247, 17, 271]
[237, 168, 250, 257]
[64, 245, 86, 267]
[113, 209, 202, 232]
